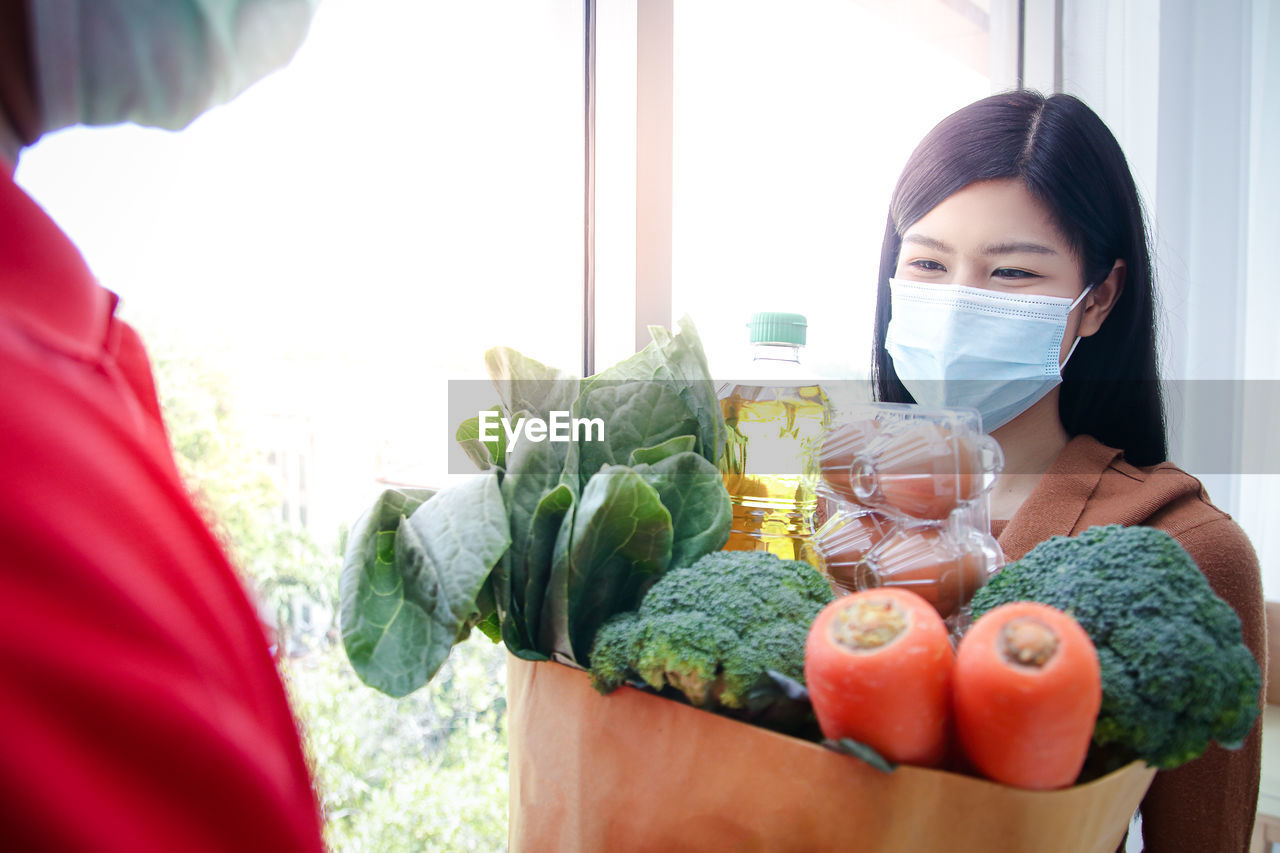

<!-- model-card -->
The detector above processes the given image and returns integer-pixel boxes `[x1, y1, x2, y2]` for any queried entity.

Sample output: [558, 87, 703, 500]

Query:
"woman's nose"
[948, 265, 985, 289]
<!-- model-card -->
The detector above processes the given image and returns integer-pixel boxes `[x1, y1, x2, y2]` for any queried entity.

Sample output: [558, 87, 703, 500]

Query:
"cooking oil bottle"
[718, 312, 830, 566]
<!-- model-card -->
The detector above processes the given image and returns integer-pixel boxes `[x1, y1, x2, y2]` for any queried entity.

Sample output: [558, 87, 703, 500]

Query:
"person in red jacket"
[0, 1, 326, 850]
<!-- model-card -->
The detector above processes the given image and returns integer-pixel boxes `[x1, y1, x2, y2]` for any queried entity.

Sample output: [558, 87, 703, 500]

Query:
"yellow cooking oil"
[717, 312, 829, 567]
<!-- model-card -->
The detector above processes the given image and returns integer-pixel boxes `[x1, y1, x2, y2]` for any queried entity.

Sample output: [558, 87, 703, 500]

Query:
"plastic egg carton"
[811, 402, 1005, 632]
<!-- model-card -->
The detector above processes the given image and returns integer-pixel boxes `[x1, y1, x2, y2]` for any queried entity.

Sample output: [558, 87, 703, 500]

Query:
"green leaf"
[520, 484, 574, 652]
[647, 316, 726, 465]
[627, 434, 697, 466]
[489, 550, 524, 651]
[483, 347, 578, 511]
[540, 500, 577, 659]
[455, 406, 509, 470]
[464, 571, 499, 644]
[475, 611, 501, 643]
[339, 488, 434, 694]
[823, 738, 898, 774]
[541, 466, 674, 663]
[567, 380, 700, 495]
[484, 347, 579, 423]
[503, 439, 569, 543]
[500, 438, 572, 649]
[339, 489, 433, 639]
[576, 317, 723, 466]
[339, 475, 510, 697]
[633, 451, 731, 568]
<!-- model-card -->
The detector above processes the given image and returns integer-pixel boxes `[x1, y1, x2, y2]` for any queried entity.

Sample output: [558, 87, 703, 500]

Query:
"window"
[667, 0, 999, 380]
[593, 0, 1014, 375]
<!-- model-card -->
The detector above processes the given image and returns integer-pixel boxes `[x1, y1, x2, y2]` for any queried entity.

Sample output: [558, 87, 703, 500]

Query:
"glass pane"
[671, 0, 993, 382]
[16, 0, 585, 501]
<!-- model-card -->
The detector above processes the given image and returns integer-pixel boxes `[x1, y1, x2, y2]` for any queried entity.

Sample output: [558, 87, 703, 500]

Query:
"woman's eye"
[993, 268, 1040, 279]
[908, 259, 946, 272]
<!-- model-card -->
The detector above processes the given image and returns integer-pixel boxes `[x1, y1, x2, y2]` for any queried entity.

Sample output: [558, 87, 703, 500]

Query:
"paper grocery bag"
[506, 655, 1155, 853]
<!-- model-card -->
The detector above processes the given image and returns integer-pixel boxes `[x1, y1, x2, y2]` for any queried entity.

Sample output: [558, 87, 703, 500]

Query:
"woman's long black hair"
[871, 90, 1167, 466]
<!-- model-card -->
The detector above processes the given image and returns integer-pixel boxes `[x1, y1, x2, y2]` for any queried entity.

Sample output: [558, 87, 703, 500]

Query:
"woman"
[872, 91, 1265, 851]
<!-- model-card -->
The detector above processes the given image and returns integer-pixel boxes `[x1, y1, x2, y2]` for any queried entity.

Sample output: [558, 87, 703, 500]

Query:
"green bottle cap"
[748, 312, 807, 345]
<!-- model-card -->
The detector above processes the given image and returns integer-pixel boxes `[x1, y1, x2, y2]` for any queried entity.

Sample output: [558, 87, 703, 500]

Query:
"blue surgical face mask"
[31, 0, 317, 133]
[884, 277, 1094, 432]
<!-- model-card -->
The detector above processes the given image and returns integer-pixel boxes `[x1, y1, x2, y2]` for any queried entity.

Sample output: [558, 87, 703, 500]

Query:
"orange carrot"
[953, 602, 1101, 790]
[804, 588, 954, 767]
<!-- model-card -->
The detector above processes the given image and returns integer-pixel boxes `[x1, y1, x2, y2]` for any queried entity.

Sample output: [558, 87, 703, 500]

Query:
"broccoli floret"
[631, 613, 738, 705]
[588, 551, 834, 712]
[588, 611, 643, 694]
[719, 620, 813, 708]
[969, 524, 1263, 770]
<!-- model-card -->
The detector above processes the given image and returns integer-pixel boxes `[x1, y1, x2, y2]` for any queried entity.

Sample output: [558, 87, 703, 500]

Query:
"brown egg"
[861, 526, 990, 619]
[862, 423, 986, 520]
[818, 420, 881, 503]
[813, 511, 893, 594]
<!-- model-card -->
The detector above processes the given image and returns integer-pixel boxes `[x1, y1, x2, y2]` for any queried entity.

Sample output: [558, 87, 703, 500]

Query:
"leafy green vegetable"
[559, 316, 722, 496]
[510, 483, 573, 654]
[632, 451, 731, 570]
[483, 346, 580, 426]
[541, 466, 674, 662]
[575, 317, 722, 466]
[646, 318, 725, 466]
[969, 524, 1263, 770]
[489, 346, 584, 649]
[340, 318, 731, 697]
[475, 610, 502, 643]
[566, 381, 700, 496]
[473, 572, 501, 643]
[455, 406, 510, 470]
[340, 476, 509, 697]
[628, 435, 697, 466]
[485, 345, 578, 503]
[340, 489, 433, 693]
[497, 436, 578, 661]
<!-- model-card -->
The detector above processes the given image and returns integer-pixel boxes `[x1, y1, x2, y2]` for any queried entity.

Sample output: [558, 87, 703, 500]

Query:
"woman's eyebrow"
[902, 233, 952, 252]
[982, 241, 1058, 256]
[902, 234, 1059, 256]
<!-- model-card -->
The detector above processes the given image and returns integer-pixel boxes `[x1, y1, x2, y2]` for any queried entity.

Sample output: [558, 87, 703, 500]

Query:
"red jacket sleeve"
[0, 314, 324, 851]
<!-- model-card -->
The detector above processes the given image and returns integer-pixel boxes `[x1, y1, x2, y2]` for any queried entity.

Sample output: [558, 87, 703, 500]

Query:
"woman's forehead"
[902, 179, 1071, 255]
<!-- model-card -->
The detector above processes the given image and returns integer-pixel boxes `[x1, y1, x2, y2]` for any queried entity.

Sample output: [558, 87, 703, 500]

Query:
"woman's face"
[893, 178, 1089, 362]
